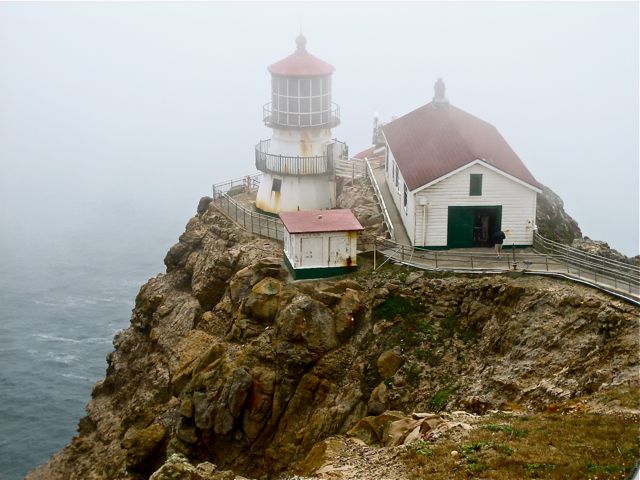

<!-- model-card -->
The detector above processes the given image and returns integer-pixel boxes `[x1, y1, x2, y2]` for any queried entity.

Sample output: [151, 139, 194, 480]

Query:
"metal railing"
[211, 174, 284, 242]
[263, 102, 340, 129]
[364, 159, 395, 241]
[255, 139, 332, 176]
[335, 155, 366, 181]
[533, 233, 640, 294]
[208, 172, 639, 303]
[365, 235, 639, 303]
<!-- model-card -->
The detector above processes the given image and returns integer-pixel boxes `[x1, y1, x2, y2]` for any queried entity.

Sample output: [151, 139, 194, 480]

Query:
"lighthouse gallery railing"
[255, 139, 333, 176]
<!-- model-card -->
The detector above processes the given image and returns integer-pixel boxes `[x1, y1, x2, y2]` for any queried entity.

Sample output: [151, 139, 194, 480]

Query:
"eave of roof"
[268, 50, 334, 77]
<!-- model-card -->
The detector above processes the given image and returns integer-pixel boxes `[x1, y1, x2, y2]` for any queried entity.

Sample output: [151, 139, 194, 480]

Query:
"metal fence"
[335, 156, 366, 181]
[364, 159, 395, 241]
[209, 172, 639, 302]
[211, 174, 284, 242]
[533, 233, 640, 294]
[364, 235, 639, 302]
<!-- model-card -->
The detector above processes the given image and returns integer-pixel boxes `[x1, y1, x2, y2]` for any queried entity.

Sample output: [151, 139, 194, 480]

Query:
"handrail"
[254, 139, 332, 176]
[533, 233, 639, 287]
[212, 173, 261, 198]
[365, 159, 395, 241]
[370, 235, 639, 300]
[209, 174, 638, 302]
[534, 233, 639, 272]
[212, 174, 284, 242]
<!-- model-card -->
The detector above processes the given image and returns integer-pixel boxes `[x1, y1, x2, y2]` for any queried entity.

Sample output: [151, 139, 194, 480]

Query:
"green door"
[447, 207, 474, 248]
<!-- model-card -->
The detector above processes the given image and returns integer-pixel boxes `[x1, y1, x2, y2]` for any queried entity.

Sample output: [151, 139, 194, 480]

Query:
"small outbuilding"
[279, 209, 364, 279]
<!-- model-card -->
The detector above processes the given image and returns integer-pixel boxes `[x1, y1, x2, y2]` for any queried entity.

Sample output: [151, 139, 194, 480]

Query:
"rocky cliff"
[26, 194, 639, 480]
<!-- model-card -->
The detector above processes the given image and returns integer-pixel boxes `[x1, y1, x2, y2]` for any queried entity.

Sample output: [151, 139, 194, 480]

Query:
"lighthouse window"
[300, 79, 311, 96]
[288, 79, 299, 96]
[278, 77, 287, 93]
[271, 178, 282, 192]
[312, 97, 321, 112]
[289, 98, 299, 113]
[300, 98, 311, 114]
[312, 78, 322, 96]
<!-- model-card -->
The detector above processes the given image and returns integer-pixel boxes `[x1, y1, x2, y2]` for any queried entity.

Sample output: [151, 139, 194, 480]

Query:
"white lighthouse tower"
[255, 34, 347, 214]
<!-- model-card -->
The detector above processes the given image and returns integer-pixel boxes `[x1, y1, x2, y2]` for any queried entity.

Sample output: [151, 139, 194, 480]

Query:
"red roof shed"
[279, 209, 364, 234]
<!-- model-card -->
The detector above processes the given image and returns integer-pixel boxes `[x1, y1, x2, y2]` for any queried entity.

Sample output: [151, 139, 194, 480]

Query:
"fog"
[1, 2, 638, 256]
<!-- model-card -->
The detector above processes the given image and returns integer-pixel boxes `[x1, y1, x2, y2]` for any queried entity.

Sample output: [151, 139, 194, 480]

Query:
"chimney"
[433, 78, 449, 106]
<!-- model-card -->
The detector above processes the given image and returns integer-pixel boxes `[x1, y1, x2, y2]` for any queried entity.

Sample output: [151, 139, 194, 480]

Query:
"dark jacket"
[491, 231, 506, 245]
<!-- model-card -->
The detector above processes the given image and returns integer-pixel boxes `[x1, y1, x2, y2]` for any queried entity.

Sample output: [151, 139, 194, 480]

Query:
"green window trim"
[470, 174, 482, 196]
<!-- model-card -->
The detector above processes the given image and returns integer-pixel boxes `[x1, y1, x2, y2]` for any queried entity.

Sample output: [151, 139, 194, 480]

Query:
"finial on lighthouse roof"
[296, 33, 307, 52]
[433, 77, 449, 106]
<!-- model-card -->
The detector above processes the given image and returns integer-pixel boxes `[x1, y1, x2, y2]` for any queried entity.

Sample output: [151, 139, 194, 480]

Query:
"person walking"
[491, 229, 506, 258]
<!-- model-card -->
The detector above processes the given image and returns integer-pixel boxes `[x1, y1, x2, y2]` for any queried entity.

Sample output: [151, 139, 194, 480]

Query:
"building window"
[272, 178, 282, 192]
[394, 164, 399, 190]
[470, 174, 482, 196]
[403, 183, 408, 213]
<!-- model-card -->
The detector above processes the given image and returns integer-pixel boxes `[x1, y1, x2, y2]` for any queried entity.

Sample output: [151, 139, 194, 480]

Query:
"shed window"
[272, 178, 282, 192]
[470, 174, 482, 196]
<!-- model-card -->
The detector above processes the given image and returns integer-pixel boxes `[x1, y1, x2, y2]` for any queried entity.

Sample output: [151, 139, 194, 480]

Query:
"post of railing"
[545, 255, 549, 272]
[373, 237, 377, 270]
[435, 251, 438, 269]
[470, 254, 474, 269]
[401, 244, 405, 262]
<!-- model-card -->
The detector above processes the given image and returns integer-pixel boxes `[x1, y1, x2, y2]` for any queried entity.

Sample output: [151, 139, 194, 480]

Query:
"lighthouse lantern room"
[255, 35, 347, 214]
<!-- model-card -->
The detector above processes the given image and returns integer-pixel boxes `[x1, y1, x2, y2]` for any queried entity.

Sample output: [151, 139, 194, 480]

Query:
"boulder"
[377, 350, 404, 378]
[122, 423, 166, 468]
[244, 277, 282, 322]
[197, 196, 213, 215]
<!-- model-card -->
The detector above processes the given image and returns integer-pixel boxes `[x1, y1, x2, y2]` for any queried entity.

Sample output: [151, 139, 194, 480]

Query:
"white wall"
[270, 127, 333, 157]
[256, 171, 336, 213]
[414, 163, 538, 246]
[384, 149, 417, 240]
[285, 230, 358, 269]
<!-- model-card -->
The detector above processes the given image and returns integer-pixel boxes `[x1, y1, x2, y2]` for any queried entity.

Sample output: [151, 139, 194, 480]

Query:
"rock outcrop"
[26, 198, 639, 480]
[535, 184, 582, 244]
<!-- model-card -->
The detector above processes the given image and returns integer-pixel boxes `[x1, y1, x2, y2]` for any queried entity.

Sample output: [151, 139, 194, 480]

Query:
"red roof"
[268, 34, 335, 77]
[354, 145, 385, 160]
[382, 102, 540, 191]
[353, 146, 375, 159]
[279, 209, 364, 234]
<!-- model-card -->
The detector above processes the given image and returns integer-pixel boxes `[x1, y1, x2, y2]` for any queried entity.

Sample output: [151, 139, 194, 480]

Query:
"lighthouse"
[255, 34, 346, 214]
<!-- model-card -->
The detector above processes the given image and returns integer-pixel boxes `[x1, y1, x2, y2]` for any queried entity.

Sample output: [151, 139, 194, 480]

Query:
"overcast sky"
[0, 2, 638, 255]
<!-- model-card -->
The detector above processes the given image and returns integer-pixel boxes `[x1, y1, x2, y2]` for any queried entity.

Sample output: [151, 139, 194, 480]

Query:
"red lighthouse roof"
[268, 34, 335, 77]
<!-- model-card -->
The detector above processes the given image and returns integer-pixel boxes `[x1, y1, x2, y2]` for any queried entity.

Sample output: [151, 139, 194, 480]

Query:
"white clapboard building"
[279, 209, 364, 279]
[380, 79, 541, 248]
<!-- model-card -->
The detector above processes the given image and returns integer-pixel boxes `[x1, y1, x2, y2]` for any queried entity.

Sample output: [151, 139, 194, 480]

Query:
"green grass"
[429, 385, 457, 412]
[483, 423, 529, 438]
[404, 409, 639, 480]
[373, 295, 423, 321]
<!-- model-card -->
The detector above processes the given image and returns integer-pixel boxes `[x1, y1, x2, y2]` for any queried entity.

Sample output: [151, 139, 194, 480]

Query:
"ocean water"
[0, 203, 186, 480]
